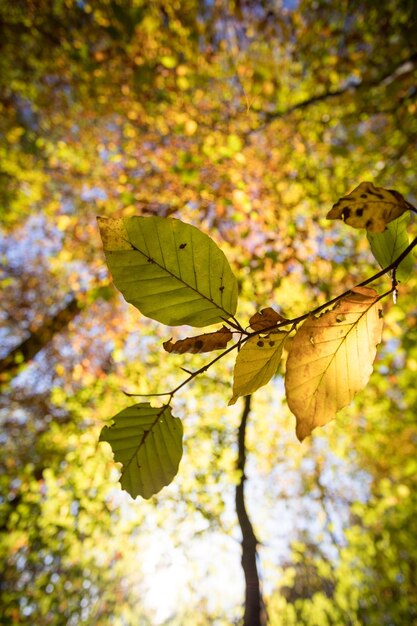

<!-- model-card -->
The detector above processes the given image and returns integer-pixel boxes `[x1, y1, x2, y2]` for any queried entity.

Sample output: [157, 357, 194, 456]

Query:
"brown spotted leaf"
[285, 286, 383, 441]
[163, 325, 233, 354]
[249, 307, 287, 331]
[327, 182, 415, 233]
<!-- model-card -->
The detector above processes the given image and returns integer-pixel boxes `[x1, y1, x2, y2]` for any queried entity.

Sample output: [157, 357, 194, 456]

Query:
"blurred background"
[1, 1, 416, 624]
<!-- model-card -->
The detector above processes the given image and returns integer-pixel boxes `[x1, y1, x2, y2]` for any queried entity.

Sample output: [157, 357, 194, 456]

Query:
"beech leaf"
[327, 182, 414, 233]
[163, 325, 233, 354]
[249, 307, 287, 331]
[97, 216, 238, 327]
[99, 403, 183, 499]
[285, 286, 383, 441]
[367, 213, 414, 282]
[229, 331, 288, 405]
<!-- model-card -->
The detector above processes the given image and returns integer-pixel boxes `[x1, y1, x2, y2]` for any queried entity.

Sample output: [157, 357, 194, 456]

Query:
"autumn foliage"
[2, 2, 417, 624]
[98, 184, 417, 498]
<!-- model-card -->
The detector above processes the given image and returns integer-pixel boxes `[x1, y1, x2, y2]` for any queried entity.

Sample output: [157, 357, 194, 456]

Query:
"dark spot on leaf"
[356, 207, 364, 217]
[365, 219, 373, 228]
[367, 188, 384, 199]
[257, 340, 264, 347]
[147, 257, 154, 263]
[360, 193, 367, 199]
[194, 340, 204, 350]
[378, 309, 383, 319]
[341, 208, 351, 220]
[179, 243, 187, 249]
[388, 189, 405, 204]
[269, 341, 275, 347]
[219, 286, 225, 292]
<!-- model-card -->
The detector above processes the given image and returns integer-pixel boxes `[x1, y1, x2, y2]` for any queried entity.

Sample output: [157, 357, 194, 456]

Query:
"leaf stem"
[246, 233, 417, 337]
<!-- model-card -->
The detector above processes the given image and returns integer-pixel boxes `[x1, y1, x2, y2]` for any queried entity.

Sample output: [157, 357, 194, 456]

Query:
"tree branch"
[256, 52, 417, 129]
[0, 295, 82, 383]
[235, 395, 267, 626]
[125, 231, 417, 400]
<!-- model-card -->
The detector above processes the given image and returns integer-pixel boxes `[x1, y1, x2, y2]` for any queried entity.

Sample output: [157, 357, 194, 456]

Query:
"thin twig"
[252, 53, 417, 133]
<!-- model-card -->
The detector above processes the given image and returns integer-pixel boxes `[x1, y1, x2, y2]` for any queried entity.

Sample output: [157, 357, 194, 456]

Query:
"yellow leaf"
[229, 331, 288, 405]
[327, 182, 414, 232]
[96, 217, 133, 250]
[163, 326, 233, 354]
[285, 286, 383, 441]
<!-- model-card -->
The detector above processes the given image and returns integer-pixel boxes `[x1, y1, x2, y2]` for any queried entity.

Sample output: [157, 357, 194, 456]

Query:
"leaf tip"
[295, 423, 311, 442]
[98, 216, 133, 251]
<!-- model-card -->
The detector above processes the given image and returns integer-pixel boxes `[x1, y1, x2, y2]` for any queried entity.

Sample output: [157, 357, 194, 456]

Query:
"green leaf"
[367, 213, 414, 282]
[99, 403, 183, 499]
[229, 331, 288, 405]
[97, 216, 238, 327]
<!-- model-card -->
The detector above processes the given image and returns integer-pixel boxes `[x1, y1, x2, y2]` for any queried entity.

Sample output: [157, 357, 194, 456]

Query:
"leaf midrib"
[126, 237, 234, 321]
[290, 303, 377, 400]
[120, 405, 169, 479]
[308, 304, 375, 404]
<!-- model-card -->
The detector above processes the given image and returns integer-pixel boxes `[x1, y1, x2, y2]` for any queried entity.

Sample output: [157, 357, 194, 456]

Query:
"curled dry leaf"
[327, 182, 415, 233]
[163, 325, 233, 354]
[249, 307, 287, 331]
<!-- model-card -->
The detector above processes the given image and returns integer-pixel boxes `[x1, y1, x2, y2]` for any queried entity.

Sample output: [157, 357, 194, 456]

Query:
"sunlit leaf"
[97, 216, 238, 327]
[99, 403, 183, 499]
[367, 213, 414, 282]
[285, 287, 383, 441]
[163, 325, 233, 354]
[229, 331, 288, 405]
[327, 182, 415, 233]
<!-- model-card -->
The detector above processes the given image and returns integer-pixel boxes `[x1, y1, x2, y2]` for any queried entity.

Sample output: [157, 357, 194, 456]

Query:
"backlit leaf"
[327, 182, 414, 233]
[229, 331, 288, 405]
[163, 325, 233, 354]
[367, 213, 414, 282]
[99, 403, 183, 499]
[97, 216, 238, 327]
[285, 287, 383, 441]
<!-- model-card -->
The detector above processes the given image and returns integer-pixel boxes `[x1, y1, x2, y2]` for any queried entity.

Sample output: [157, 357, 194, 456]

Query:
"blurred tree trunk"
[0, 295, 82, 382]
[236, 395, 267, 626]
